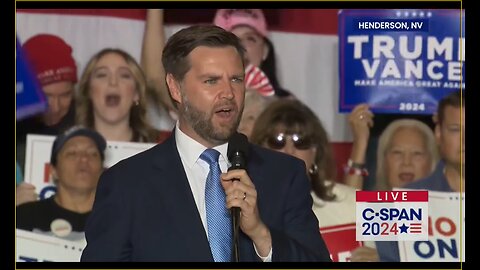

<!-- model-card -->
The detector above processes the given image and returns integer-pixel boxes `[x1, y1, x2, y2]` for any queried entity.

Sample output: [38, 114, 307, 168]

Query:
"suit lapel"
[148, 135, 213, 261]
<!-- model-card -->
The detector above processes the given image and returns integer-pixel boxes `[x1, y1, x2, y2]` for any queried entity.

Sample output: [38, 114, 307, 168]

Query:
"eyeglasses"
[266, 133, 314, 150]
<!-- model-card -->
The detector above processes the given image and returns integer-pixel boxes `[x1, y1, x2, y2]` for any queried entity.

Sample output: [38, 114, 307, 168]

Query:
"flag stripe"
[17, 9, 338, 35]
[17, 9, 147, 21]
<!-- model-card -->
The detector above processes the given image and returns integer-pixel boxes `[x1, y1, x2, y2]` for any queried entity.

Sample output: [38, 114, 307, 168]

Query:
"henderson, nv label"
[356, 190, 428, 241]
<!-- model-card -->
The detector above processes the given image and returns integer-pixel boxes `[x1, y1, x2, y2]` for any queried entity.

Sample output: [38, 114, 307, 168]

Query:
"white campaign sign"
[16, 229, 86, 262]
[23, 134, 157, 199]
[398, 191, 465, 262]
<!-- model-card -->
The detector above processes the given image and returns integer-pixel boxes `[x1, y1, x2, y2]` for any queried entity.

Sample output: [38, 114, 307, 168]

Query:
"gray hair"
[376, 119, 439, 190]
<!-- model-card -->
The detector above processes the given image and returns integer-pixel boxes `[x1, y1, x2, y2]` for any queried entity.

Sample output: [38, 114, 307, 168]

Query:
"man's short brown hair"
[162, 25, 246, 82]
[437, 91, 465, 125]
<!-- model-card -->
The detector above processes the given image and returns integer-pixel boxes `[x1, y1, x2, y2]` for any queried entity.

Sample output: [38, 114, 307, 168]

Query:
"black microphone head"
[227, 132, 250, 169]
[228, 132, 249, 159]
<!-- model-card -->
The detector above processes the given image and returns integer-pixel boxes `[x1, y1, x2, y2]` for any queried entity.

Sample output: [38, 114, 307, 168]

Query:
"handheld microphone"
[227, 132, 249, 262]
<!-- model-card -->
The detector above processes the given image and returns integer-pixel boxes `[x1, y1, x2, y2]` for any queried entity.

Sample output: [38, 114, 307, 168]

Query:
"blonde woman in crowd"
[76, 48, 169, 143]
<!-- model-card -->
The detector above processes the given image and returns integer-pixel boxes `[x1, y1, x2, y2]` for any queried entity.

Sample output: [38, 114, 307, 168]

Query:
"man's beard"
[180, 93, 243, 145]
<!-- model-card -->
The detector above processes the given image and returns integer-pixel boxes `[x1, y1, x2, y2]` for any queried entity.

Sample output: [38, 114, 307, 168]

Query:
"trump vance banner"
[339, 9, 465, 114]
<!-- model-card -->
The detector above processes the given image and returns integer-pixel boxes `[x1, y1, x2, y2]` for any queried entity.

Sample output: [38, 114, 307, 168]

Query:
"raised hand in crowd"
[344, 104, 374, 189]
[350, 246, 379, 262]
[141, 9, 176, 115]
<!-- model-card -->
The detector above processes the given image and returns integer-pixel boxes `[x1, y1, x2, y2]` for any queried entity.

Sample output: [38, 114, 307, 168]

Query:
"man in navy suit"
[81, 25, 331, 262]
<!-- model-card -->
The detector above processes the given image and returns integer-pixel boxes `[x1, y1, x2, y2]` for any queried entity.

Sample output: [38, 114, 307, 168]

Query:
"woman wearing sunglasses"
[250, 99, 360, 260]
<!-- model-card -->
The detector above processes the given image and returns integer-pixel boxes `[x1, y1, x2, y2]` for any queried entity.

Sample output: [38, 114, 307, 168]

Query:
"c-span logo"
[356, 191, 428, 241]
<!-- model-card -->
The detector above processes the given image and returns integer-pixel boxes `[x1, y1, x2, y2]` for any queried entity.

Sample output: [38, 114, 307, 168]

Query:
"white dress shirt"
[175, 124, 229, 232]
[174, 124, 272, 261]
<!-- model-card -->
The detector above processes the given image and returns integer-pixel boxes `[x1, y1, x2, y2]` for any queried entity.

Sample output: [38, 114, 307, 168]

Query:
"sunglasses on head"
[266, 133, 314, 150]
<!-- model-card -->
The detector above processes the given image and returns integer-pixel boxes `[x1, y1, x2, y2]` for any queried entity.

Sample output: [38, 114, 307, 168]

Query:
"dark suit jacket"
[81, 134, 331, 262]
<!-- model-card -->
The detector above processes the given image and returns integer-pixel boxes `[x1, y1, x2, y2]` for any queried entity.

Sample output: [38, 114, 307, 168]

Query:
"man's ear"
[432, 113, 442, 143]
[434, 122, 441, 144]
[166, 73, 182, 105]
[50, 164, 58, 182]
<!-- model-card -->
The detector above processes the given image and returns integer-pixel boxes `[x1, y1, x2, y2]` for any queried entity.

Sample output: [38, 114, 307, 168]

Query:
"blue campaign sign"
[338, 10, 465, 114]
[16, 37, 46, 120]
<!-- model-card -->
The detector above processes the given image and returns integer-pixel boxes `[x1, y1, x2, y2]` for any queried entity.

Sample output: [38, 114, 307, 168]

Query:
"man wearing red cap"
[21, 34, 78, 127]
[16, 34, 78, 198]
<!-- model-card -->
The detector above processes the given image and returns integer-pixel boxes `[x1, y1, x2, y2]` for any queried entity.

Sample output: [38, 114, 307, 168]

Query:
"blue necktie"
[200, 149, 232, 262]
